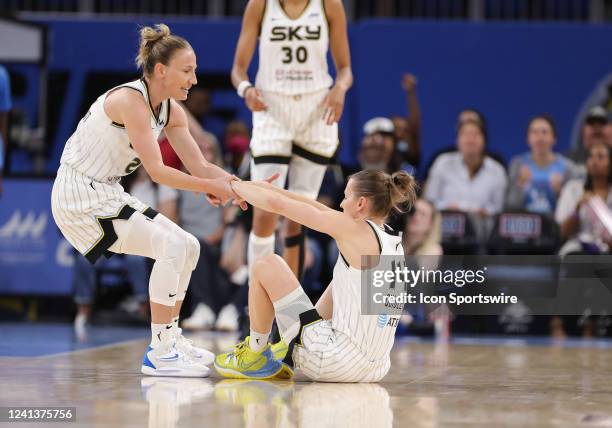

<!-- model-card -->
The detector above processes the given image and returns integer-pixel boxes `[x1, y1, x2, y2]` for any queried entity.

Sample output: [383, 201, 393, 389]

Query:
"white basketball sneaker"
[174, 328, 215, 366]
[141, 341, 211, 378]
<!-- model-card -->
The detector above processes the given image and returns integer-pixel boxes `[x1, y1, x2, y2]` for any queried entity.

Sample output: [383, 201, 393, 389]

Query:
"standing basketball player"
[215, 170, 417, 382]
[51, 24, 243, 377]
[233, 0, 352, 279]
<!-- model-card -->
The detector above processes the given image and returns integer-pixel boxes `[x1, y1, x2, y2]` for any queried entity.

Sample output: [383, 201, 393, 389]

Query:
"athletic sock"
[150, 322, 174, 349]
[171, 316, 180, 336]
[249, 330, 271, 353]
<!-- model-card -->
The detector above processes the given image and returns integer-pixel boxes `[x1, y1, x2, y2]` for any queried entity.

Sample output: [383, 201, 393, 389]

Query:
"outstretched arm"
[114, 90, 235, 203]
[165, 100, 228, 180]
[248, 181, 333, 212]
[231, 181, 351, 239]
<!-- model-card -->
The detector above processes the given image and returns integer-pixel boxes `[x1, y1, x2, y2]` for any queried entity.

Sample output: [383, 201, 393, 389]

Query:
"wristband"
[237, 81, 253, 98]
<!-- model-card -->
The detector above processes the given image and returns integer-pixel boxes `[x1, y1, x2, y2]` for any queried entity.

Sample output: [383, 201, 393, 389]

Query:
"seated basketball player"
[214, 170, 417, 382]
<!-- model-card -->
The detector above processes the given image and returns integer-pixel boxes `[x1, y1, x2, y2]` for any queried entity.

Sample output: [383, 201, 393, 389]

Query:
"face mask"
[226, 135, 250, 155]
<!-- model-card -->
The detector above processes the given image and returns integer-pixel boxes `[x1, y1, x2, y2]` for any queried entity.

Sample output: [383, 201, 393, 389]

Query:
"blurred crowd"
[3, 67, 609, 337]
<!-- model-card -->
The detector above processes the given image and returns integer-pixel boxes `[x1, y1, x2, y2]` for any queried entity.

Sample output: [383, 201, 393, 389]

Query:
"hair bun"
[389, 171, 418, 210]
[140, 24, 171, 46]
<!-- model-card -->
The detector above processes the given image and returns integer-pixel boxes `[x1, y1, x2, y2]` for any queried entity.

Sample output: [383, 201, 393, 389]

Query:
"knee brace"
[148, 228, 186, 306]
[151, 228, 187, 273]
[184, 233, 200, 272]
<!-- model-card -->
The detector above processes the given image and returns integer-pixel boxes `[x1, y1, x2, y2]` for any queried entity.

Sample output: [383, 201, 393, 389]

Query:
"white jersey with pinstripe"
[250, 0, 339, 197]
[293, 221, 403, 382]
[51, 78, 170, 263]
[256, 0, 332, 95]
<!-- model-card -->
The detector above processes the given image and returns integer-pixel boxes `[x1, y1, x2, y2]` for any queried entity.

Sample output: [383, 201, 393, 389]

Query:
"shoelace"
[178, 335, 195, 348]
[228, 341, 248, 365]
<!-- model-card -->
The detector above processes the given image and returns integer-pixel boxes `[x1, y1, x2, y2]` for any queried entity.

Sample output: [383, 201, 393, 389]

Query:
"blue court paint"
[0, 323, 148, 357]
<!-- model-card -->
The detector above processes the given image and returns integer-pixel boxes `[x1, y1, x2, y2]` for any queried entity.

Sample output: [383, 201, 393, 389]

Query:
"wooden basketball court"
[1, 327, 611, 427]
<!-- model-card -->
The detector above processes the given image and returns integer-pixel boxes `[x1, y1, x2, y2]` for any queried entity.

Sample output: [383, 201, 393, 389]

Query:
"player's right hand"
[245, 87, 267, 112]
[207, 177, 236, 206]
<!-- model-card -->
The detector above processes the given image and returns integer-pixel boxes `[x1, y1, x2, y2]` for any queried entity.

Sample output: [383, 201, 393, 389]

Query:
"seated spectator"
[223, 120, 251, 178]
[566, 106, 608, 169]
[400, 198, 443, 331]
[183, 87, 226, 143]
[506, 115, 574, 214]
[403, 198, 443, 256]
[179, 136, 241, 331]
[73, 167, 178, 332]
[360, 117, 415, 174]
[555, 142, 612, 255]
[457, 108, 486, 127]
[423, 108, 502, 181]
[360, 117, 395, 171]
[424, 119, 507, 216]
[391, 73, 421, 171]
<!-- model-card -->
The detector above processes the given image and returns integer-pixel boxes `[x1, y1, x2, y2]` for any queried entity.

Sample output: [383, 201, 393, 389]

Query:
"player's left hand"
[321, 85, 347, 125]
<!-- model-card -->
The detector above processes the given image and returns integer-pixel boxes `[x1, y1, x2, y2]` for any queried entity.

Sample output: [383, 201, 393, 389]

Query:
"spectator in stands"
[391, 73, 421, 171]
[566, 106, 608, 166]
[423, 108, 489, 181]
[0, 65, 12, 194]
[555, 142, 612, 255]
[425, 119, 507, 215]
[179, 136, 237, 330]
[358, 118, 395, 172]
[223, 120, 251, 178]
[183, 87, 226, 143]
[457, 108, 485, 127]
[400, 198, 443, 330]
[506, 115, 574, 214]
[73, 167, 178, 333]
[403, 199, 443, 256]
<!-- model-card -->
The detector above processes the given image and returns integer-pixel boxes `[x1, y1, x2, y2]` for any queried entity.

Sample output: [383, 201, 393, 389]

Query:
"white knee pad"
[184, 233, 200, 272]
[151, 228, 187, 273]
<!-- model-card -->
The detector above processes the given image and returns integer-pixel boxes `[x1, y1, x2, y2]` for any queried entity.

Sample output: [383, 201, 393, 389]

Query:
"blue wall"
[7, 18, 612, 173]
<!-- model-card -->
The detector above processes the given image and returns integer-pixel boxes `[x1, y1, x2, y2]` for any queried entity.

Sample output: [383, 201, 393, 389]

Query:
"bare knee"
[252, 254, 285, 283]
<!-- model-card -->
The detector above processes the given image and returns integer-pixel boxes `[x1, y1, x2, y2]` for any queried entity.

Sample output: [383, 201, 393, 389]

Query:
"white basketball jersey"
[331, 221, 404, 363]
[256, 0, 333, 95]
[60, 78, 170, 184]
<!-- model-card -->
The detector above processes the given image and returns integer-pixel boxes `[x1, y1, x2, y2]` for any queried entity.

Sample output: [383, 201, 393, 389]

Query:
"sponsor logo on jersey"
[270, 25, 321, 41]
[377, 313, 399, 329]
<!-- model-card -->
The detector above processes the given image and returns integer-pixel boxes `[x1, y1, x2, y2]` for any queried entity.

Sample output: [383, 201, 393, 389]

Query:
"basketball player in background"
[215, 170, 417, 382]
[51, 24, 244, 377]
[232, 0, 353, 282]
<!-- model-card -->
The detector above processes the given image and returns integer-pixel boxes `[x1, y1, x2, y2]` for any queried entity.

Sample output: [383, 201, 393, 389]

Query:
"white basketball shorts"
[250, 88, 339, 199]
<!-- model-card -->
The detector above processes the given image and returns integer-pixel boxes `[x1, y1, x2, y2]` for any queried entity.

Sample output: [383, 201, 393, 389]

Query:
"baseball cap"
[363, 117, 395, 135]
[585, 106, 608, 125]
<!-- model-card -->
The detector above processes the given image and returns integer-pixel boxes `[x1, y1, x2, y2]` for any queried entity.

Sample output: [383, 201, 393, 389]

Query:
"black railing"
[0, 0, 608, 21]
